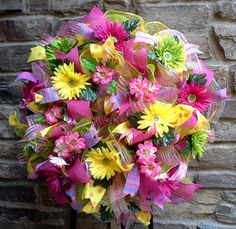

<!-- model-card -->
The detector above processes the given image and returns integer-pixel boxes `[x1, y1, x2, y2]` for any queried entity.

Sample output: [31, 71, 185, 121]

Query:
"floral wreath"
[9, 6, 228, 226]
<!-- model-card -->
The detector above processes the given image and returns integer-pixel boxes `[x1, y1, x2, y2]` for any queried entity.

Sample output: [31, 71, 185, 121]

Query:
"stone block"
[0, 160, 27, 179]
[190, 144, 236, 169]
[214, 203, 236, 224]
[51, 0, 100, 15]
[0, 16, 53, 41]
[0, 43, 33, 72]
[104, 0, 133, 11]
[214, 26, 236, 60]
[215, 1, 236, 20]
[221, 99, 236, 119]
[0, 140, 21, 160]
[195, 171, 236, 189]
[198, 223, 236, 229]
[221, 192, 236, 204]
[27, 0, 50, 13]
[136, 4, 209, 32]
[0, 120, 16, 139]
[0, 0, 23, 12]
[214, 120, 236, 142]
[0, 182, 36, 202]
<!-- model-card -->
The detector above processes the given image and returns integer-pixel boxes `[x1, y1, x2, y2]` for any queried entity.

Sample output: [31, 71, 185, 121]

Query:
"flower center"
[188, 94, 197, 103]
[148, 164, 154, 171]
[163, 51, 172, 61]
[154, 115, 160, 122]
[103, 158, 111, 165]
[68, 79, 77, 87]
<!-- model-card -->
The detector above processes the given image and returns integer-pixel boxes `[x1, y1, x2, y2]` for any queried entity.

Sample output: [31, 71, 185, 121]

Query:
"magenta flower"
[93, 21, 129, 51]
[49, 155, 68, 168]
[64, 132, 86, 152]
[145, 82, 161, 103]
[44, 104, 62, 125]
[136, 141, 157, 163]
[53, 136, 70, 158]
[178, 83, 211, 114]
[140, 157, 162, 179]
[129, 76, 150, 99]
[92, 65, 115, 85]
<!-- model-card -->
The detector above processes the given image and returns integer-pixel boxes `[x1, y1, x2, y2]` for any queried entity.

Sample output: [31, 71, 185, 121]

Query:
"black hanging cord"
[70, 208, 78, 229]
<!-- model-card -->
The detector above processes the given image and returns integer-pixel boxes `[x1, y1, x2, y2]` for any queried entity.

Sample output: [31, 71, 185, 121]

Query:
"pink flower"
[93, 21, 129, 51]
[140, 157, 162, 179]
[136, 141, 157, 163]
[178, 83, 211, 114]
[53, 136, 70, 158]
[44, 104, 62, 125]
[129, 76, 150, 99]
[92, 65, 114, 85]
[145, 82, 161, 103]
[64, 132, 86, 152]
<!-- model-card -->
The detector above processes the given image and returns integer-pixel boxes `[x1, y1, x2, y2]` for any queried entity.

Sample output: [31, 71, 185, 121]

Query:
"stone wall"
[0, 0, 235, 228]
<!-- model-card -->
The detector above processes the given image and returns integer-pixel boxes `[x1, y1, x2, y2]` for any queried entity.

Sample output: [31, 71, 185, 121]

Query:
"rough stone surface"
[0, 44, 33, 72]
[214, 203, 236, 224]
[0, 0, 235, 228]
[221, 192, 236, 204]
[0, 0, 23, 12]
[0, 160, 27, 179]
[0, 16, 53, 41]
[190, 144, 236, 169]
[215, 2, 236, 20]
[214, 26, 236, 60]
[195, 172, 236, 189]
[136, 4, 209, 32]
[0, 182, 36, 202]
[214, 121, 236, 142]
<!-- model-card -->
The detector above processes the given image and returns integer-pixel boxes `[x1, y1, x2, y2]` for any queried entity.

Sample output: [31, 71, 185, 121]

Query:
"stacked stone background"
[0, 0, 235, 228]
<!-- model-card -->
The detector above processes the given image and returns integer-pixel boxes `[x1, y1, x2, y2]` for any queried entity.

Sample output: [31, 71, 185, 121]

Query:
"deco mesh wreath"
[9, 6, 228, 226]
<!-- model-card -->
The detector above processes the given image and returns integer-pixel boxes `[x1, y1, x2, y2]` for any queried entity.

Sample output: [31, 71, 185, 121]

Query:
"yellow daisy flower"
[137, 102, 177, 137]
[52, 62, 91, 100]
[86, 145, 123, 180]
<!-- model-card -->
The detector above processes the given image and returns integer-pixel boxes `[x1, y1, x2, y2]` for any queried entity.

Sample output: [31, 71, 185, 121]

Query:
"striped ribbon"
[150, 192, 171, 209]
[15, 72, 38, 83]
[40, 87, 61, 104]
[123, 164, 140, 197]
[134, 31, 157, 45]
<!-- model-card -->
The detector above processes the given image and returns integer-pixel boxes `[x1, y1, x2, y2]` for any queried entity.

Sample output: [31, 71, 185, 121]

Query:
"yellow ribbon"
[27, 46, 47, 62]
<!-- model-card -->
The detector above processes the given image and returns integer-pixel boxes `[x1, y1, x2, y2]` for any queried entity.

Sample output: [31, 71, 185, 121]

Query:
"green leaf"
[106, 61, 116, 69]
[71, 118, 92, 135]
[147, 64, 156, 82]
[94, 177, 113, 189]
[123, 20, 139, 32]
[79, 87, 97, 102]
[33, 114, 47, 124]
[187, 73, 207, 87]
[106, 80, 118, 95]
[100, 205, 113, 223]
[153, 127, 176, 147]
[81, 57, 98, 72]
[127, 112, 143, 128]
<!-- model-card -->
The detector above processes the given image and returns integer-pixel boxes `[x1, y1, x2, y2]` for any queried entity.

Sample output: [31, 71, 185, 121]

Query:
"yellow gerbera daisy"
[137, 102, 177, 137]
[86, 146, 122, 180]
[52, 62, 91, 100]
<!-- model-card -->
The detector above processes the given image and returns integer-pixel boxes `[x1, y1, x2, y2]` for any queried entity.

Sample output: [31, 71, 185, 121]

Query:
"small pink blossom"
[140, 157, 162, 179]
[44, 104, 62, 125]
[64, 132, 86, 152]
[129, 75, 150, 99]
[145, 82, 161, 103]
[53, 136, 70, 158]
[92, 65, 114, 85]
[136, 141, 157, 163]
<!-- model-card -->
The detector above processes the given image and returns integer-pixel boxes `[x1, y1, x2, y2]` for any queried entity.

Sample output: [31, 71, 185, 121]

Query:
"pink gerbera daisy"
[64, 132, 86, 152]
[92, 65, 115, 85]
[44, 104, 62, 125]
[93, 21, 129, 51]
[140, 157, 162, 179]
[178, 83, 211, 114]
[136, 141, 157, 163]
